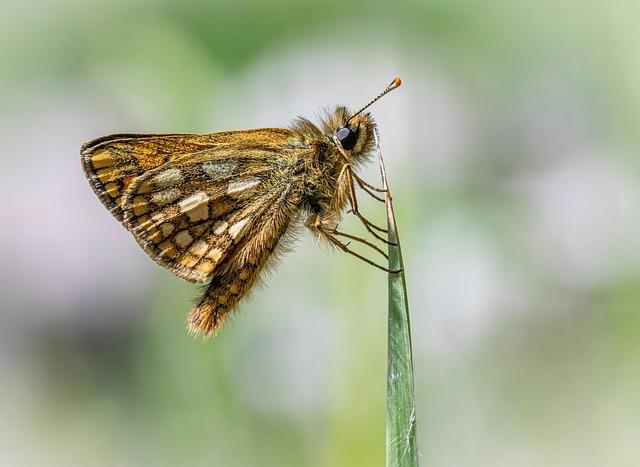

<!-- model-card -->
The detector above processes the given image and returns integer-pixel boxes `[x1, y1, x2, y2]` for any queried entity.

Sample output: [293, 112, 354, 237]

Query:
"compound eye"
[336, 126, 357, 150]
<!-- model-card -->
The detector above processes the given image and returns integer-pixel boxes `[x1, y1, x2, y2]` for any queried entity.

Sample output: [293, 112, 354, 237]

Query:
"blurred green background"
[2, 0, 640, 466]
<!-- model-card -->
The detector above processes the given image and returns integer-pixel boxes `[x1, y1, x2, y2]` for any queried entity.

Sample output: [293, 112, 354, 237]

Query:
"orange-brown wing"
[114, 128, 310, 284]
[187, 177, 303, 337]
[81, 133, 225, 223]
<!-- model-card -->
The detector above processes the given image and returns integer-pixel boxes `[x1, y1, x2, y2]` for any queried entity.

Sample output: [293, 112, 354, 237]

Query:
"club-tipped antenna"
[346, 77, 401, 124]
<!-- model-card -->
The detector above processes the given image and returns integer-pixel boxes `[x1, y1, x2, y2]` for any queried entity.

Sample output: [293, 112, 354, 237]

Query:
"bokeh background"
[2, 1, 640, 466]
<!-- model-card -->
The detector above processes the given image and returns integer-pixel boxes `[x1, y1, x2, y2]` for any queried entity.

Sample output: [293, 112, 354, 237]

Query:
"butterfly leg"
[338, 163, 387, 234]
[306, 214, 401, 273]
[342, 167, 398, 246]
[352, 172, 387, 202]
[338, 164, 385, 203]
[331, 228, 388, 259]
[333, 138, 394, 244]
[333, 135, 388, 198]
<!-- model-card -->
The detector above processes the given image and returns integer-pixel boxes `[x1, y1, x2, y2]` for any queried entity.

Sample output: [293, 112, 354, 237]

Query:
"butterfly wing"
[82, 128, 313, 335]
[81, 133, 225, 223]
[186, 166, 304, 336]
[122, 150, 283, 281]
[82, 128, 311, 282]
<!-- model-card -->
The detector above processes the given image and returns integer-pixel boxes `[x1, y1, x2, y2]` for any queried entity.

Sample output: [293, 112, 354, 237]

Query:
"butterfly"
[81, 77, 401, 337]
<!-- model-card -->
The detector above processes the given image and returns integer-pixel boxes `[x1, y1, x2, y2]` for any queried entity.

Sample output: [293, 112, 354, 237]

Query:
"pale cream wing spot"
[178, 191, 209, 222]
[189, 240, 209, 256]
[151, 187, 181, 205]
[202, 160, 238, 179]
[159, 222, 175, 236]
[228, 217, 251, 242]
[207, 248, 223, 262]
[227, 177, 261, 196]
[151, 167, 184, 187]
[213, 221, 228, 235]
[175, 230, 193, 248]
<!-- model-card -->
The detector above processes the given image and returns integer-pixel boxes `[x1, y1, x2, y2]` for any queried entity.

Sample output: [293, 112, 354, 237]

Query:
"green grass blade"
[377, 135, 419, 467]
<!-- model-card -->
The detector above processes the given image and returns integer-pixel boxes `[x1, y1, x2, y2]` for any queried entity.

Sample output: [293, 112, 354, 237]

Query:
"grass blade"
[376, 133, 419, 467]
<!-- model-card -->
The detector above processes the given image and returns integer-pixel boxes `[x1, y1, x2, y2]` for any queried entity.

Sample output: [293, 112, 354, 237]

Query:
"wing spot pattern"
[160, 222, 175, 236]
[90, 149, 118, 169]
[227, 177, 261, 196]
[104, 182, 118, 198]
[189, 240, 209, 256]
[202, 160, 237, 179]
[137, 215, 151, 229]
[150, 211, 166, 224]
[97, 167, 118, 183]
[152, 168, 184, 187]
[196, 260, 215, 274]
[147, 227, 162, 244]
[175, 230, 193, 248]
[213, 221, 228, 235]
[228, 218, 251, 242]
[158, 241, 178, 258]
[208, 248, 223, 262]
[151, 188, 181, 205]
[178, 191, 210, 222]
[132, 196, 148, 216]
[181, 254, 200, 268]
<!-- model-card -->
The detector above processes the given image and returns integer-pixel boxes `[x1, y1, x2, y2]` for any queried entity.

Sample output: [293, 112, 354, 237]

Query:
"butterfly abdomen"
[186, 261, 260, 336]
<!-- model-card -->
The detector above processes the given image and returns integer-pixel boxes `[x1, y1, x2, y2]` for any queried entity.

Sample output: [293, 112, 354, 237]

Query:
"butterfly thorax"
[289, 107, 377, 225]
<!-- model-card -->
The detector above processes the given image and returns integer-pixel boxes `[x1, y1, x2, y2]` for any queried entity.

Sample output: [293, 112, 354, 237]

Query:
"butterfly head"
[326, 77, 401, 163]
[325, 110, 375, 164]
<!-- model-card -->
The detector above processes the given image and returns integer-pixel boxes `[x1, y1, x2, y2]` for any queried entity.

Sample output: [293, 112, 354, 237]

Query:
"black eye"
[336, 126, 358, 150]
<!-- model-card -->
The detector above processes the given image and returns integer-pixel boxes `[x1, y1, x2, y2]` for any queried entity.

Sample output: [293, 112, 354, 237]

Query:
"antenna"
[345, 77, 401, 124]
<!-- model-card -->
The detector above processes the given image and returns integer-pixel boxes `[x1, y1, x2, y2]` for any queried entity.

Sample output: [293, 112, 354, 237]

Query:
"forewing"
[81, 129, 299, 223]
[81, 133, 225, 222]
[119, 129, 308, 284]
